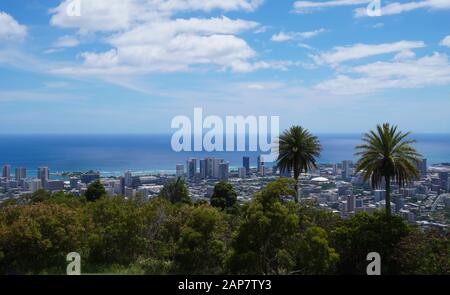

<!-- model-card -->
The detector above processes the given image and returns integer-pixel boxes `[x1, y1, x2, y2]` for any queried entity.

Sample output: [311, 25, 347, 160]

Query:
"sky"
[0, 0, 449, 134]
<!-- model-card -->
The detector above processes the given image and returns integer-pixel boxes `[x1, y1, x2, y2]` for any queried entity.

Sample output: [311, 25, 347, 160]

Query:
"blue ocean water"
[0, 134, 449, 176]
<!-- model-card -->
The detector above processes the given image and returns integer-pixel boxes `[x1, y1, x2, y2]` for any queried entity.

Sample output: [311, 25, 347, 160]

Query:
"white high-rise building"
[30, 179, 42, 193]
[15, 167, 26, 182]
[176, 164, 184, 178]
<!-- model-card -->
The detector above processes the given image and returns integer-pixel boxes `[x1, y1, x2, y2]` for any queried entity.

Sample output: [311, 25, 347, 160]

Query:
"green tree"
[294, 226, 339, 275]
[227, 179, 300, 274]
[159, 178, 192, 205]
[210, 181, 238, 213]
[174, 205, 227, 274]
[87, 197, 148, 265]
[0, 203, 89, 274]
[30, 189, 51, 203]
[331, 211, 410, 275]
[394, 228, 450, 275]
[355, 123, 421, 217]
[85, 181, 106, 202]
[277, 126, 322, 202]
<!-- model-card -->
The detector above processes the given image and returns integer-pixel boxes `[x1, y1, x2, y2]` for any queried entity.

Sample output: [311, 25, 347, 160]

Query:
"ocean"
[0, 134, 449, 176]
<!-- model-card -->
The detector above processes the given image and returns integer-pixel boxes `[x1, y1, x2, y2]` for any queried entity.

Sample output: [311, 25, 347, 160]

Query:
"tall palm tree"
[276, 126, 322, 203]
[355, 123, 421, 217]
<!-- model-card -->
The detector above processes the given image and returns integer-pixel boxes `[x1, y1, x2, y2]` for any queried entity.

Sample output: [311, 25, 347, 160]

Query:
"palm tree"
[276, 126, 322, 203]
[355, 123, 421, 217]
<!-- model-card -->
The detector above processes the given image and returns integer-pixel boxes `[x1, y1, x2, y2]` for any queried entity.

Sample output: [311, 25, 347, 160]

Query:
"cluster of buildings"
[1, 157, 450, 227]
[298, 159, 450, 228]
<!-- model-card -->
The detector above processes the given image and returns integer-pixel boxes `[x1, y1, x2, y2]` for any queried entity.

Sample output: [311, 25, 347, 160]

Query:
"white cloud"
[293, 0, 370, 13]
[313, 41, 426, 65]
[393, 49, 416, 61]
[271, 29, 326, 42]
[315, 53, 450, 95]
[50, 0, 264, 32]
[440, 35, 450, 48]
[54, 35, 80, 48]
[47, 1, 292, 75]
[0, 12, 27, 42]
[354, 0, 450, 17]
[292, 0, 450, 16]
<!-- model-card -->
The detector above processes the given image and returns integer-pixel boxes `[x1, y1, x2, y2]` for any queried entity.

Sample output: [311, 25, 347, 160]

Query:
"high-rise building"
[257, 155, 264, 174]
[124, 171, 133, 187]
[200, 159, 208, 179]
[218, 162, 229, 181]
[30, 179, 42, 193]
[37, 167, 49, 186]
[419, 159, 427, 177]
[176, 164, 185, 178]
[187, 158, 197, 179]
[212, 158, 224, 178]
[438, 171, 449, 191]
[2, 165, 11, 179]
[206, 158, 214, 178]
[342, 160, 352, 181]
[347, 195, 356, 213]
[15, 167, 26, 182]
[243, 157, 250, 175]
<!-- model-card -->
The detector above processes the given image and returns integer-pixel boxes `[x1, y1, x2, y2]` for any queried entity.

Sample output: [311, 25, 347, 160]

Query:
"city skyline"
[0, 1, 450, 134]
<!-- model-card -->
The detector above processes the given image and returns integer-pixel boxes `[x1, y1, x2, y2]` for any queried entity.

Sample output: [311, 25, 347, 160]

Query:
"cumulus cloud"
[0, 12, 27, 42]
[315, 53, 450, 95]
[50, 0, 264, 32]
[440, 35, 450, 48]
[312, 41, 426, 65]
[47, 1, 296, 75]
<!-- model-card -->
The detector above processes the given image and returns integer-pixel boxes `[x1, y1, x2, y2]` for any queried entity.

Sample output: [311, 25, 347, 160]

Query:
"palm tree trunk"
[385, 177, 391, 218]
[294, 179, 299, 203]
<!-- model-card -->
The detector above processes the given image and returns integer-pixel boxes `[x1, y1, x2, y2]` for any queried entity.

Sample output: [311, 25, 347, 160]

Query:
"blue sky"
[0, 0, 449, 134]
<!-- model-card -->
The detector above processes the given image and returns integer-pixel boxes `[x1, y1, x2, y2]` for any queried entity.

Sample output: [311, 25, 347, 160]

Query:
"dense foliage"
[0, 179, 448, 275]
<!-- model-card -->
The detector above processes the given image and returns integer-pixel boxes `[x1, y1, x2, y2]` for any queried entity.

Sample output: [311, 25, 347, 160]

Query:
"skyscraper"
[218, 162, 229, 181]
[439, 171, 449, 191]
[213, 158, 224, 178]
[124, 171, 133, 187]
[419, 159, 427, 177]
[37, 167, 49, 184]
[200, 159, 208, 179]
[206, 158, 214, 178]
[15, 167, 26, 182]
[187, 158, 197, 179]
[243, 156, 250, 175]
[2, 165, 11, 179]
[257, 155, 264, 174]
[342, 160, 352, 181]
